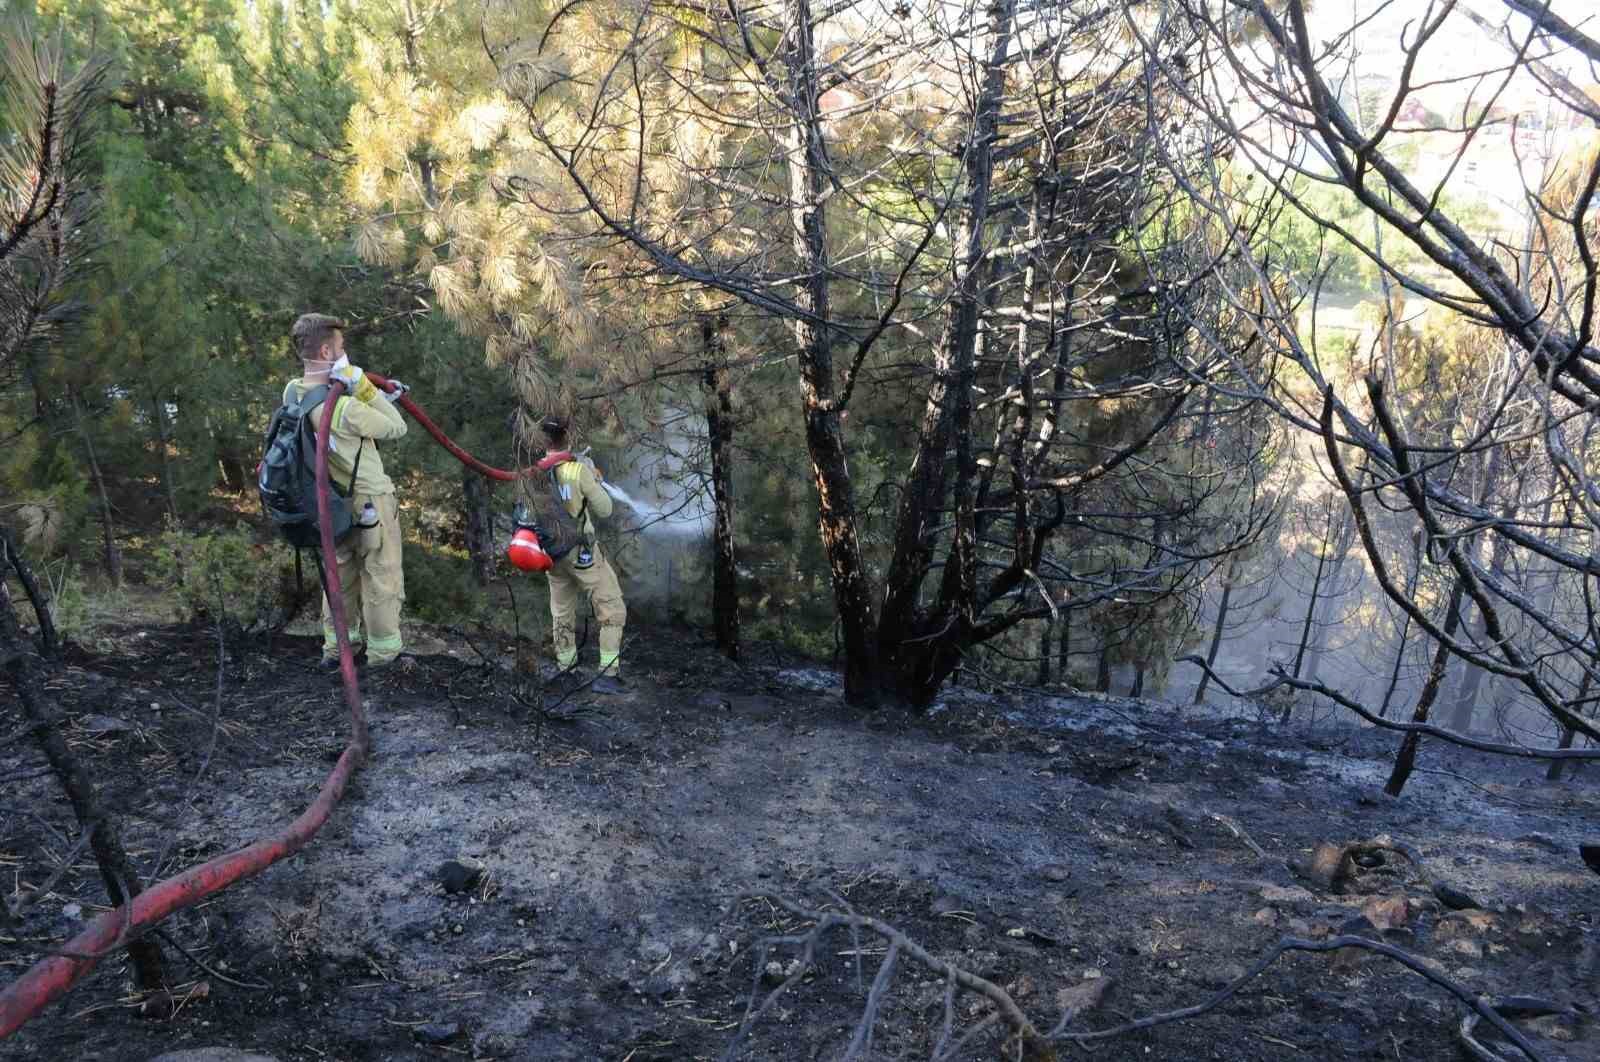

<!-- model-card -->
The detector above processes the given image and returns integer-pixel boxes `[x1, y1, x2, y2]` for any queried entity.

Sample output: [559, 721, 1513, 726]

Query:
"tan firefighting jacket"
[283, 378, 408, 496]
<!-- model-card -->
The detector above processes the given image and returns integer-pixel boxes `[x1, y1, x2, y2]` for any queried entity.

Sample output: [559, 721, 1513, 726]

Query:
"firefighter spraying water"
[506, 417, 628, 693]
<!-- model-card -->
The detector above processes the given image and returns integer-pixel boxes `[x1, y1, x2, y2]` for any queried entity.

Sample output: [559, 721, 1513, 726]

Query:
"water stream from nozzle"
[603, 482, 706, 538]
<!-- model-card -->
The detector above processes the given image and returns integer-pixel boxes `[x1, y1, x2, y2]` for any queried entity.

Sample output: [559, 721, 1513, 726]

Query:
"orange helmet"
[507, 526, 552, 572]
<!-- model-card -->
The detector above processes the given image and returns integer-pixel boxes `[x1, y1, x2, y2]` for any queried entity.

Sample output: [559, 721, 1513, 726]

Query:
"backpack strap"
[548, 462, 589, 529]
[295, 383, 331, 420]
[294, 384, 361, 494]
[292, 384, 331, 470]
[347, 438, 366, 495]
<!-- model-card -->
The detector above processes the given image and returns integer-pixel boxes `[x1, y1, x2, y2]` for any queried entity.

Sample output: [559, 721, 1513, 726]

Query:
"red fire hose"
[0, 372, 544, 1037]
[0, 381, 370, 1038]
[366, 372, 539, 483]
[0, 371, 539, 1037]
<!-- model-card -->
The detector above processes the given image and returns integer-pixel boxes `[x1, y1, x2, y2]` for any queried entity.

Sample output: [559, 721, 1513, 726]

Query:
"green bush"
[0, 555, 89, 643]
[746, 612, 834, 662]
[402, 543, 485, 626]
[150, 524, 291, 631]
[45, 564, 91, 642]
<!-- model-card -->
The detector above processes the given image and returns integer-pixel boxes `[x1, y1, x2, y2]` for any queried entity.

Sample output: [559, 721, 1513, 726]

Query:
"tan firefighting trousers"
[548, 543, 626, 674]
[321, 492, 405, 663]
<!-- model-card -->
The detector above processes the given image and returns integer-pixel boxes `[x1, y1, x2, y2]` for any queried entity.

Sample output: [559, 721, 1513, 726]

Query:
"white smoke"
[592, 417, 716, 626]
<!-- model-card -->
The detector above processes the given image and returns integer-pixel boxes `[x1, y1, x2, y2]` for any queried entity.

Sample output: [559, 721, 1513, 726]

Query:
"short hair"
[540, 415, 569, 447]
[291, 313, 346, 359]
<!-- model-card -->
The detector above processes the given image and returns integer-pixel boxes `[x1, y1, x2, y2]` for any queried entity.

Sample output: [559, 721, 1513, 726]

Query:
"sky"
[1303, 0, 1596, 80]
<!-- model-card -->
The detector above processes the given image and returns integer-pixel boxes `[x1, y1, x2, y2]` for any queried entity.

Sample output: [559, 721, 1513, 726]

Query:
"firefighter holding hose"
[283, 313, 412, 670]
[509, 415, 628, 694]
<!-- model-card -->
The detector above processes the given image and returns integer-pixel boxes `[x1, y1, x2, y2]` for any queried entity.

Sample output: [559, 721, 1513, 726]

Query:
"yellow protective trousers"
[547, 543, 626, 674]
[321, 492, 406, 663]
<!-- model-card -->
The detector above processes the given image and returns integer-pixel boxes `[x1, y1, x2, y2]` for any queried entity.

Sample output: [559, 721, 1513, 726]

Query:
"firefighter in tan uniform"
[535, 416, 627, 694]
[286, 313, 411, 669]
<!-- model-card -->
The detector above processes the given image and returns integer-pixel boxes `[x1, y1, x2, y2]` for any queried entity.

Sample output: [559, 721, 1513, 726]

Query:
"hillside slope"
[2, 624, 1595, 1061]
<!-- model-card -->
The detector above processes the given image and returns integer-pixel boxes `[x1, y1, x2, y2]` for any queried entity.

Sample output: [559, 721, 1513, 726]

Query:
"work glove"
[330, 355, 378, 404]
[382, 379, 411, 404]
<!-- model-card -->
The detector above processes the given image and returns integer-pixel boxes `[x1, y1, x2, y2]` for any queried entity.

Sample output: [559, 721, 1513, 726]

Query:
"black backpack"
[258, 384, 363, 549]
[515, 460, 590, 562]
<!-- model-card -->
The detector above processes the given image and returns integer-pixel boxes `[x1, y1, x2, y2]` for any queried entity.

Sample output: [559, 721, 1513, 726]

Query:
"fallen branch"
[440, 622, 504, 671]
[727, 895, 1550, 1062]
[1206, 810, 1267, 858]
[0, 653, 369, 1037]
[152, 928, 269, 992]
[1, 593, 167, 992]
[841, 938, 900, 1062]
[2, 522, 57, 658]
[1459, 998, 1570, 1062]
[4, 826, 96, 923]
[725, 893, 1058, 1061]
[1413, 766, 1575, 811]
[1051, 935, 1543, 1060]
[1179, 656, 1600, 762]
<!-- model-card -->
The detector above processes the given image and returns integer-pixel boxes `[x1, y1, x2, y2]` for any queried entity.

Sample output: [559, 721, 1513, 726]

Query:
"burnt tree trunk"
[2, 524, 56, 656]
[1036, 618, 1052, 686]
[0, 558, 164, 989]
[1287, 504, 1354, 720]
[876, 0, 1015, 708]
[1446, 447, 1512, 734]
[1293, 502, 1355, 701]
[1378, 529, 1424, 718]
[462, 467, 494, 586]
[1300, 574, 1345, 684]
[21, 347, 50, 419]
[1193, 555, 1237, 706]
[1058, 608, 1072, 685]
[1547, 669, 1593, 783]
[1446, 525, 1514, 733]
[1385, 578, 1465, 797]
[1446, 629, 1489, 734]
[779, 0, 877, 705]
[703, 322, 740, 660]
[1291, 540, 1329, 685]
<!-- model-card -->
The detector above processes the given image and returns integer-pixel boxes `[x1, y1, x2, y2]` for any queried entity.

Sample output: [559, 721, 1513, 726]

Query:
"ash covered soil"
[3, 623, 1597, 1061]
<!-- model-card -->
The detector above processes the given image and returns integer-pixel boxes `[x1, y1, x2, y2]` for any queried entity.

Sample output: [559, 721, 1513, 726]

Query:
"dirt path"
[2, 625, 1596, 1060]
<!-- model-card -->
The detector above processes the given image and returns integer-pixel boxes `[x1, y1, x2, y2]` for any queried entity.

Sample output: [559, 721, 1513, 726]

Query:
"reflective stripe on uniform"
[555, 461, 579, 507]
[324, 627, 365, 649]
[365, 632, 403, 654]
[332, 395, 353, 433]
[319, 492, 404, 659]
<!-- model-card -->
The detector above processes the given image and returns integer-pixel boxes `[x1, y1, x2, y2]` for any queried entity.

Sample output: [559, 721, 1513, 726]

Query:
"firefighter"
[285, 313, 411, 670]
[533, 415, 627, 693]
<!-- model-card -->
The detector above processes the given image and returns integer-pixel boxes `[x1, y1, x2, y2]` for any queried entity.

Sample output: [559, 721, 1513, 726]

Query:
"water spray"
[603, 481, 708, 539]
